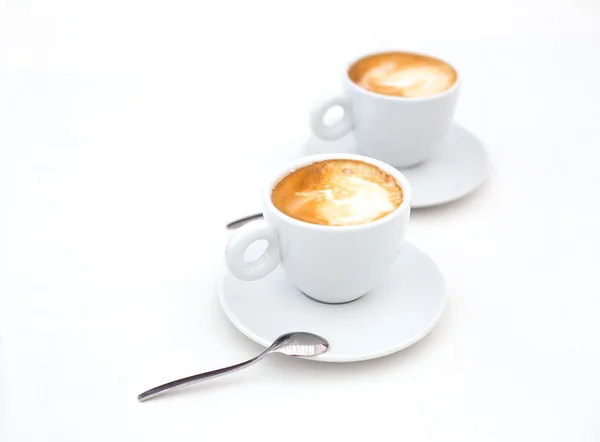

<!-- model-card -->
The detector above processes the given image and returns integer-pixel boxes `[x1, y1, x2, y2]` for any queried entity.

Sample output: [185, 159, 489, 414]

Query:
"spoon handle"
[226, 213, 263, 229]
[138, 353, 266, 402]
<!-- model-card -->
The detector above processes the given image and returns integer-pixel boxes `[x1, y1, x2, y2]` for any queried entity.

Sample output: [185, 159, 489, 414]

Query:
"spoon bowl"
[271, 332, 329, 356]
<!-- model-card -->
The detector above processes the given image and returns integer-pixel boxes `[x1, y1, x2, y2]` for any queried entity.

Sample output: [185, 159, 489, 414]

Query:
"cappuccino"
[271, 160, 403, 226]
[348, 52, 457, 98]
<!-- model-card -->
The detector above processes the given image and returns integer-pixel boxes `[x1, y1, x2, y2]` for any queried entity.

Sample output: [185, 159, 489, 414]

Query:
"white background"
[1, 0, 600, 440]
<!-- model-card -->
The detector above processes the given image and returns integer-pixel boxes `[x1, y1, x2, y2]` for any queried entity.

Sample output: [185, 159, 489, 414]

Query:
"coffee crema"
[271, 160, 403, 226]
[348, 52, 457, 98]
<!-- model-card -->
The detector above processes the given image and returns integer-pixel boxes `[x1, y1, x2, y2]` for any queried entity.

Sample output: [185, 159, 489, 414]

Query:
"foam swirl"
[272, 160, 403, 226]
[349, 52, 457, 98]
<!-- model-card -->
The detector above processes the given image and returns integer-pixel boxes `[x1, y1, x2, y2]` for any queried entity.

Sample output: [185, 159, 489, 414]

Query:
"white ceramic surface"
[310, 52, 460, 168]
[305, 124, 488, 208]
[225, 153, 412, 304]
[219, 242, 446, 362]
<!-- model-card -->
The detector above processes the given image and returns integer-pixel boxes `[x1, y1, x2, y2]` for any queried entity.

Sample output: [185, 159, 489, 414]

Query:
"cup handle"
[225, 220, 281, 281]
[309, 95, 354, 141]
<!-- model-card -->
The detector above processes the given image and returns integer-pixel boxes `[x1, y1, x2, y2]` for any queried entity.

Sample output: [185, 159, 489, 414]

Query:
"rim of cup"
[343, 50, 461, 102]
[262, 153, 412, 232]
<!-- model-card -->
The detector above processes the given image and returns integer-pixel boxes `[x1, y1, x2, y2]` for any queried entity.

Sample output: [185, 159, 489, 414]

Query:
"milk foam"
[349, 53, 457, 98]
[271, 160, 403, 226]
[296, 176, 398, 226]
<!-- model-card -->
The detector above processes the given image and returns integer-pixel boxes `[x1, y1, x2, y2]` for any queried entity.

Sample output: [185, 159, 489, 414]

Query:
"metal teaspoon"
[138, 332, 329, 402]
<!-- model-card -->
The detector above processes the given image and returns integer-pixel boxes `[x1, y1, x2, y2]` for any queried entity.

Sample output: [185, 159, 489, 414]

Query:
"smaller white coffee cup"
[310, 52, 460, 168]
[225, 154, 411, 304]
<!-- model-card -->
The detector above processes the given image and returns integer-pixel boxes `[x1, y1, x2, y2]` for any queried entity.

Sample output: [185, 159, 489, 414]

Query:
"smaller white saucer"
[305, 124, 489, 208]
[218, 243, 446, 362]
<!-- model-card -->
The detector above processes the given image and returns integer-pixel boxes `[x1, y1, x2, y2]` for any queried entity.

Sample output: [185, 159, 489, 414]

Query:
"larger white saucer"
[218, 242, 446, 362]
[305, 124, 489, 208]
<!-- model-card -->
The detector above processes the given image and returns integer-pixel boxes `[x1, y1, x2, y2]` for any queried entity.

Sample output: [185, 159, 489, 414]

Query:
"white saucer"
[305, 124, 489, 208]
[218, 242, 446, 362]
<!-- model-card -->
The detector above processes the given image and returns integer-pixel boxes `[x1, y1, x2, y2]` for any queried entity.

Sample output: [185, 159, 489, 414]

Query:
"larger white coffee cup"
[310, 51, 460, 168]
[225, 154, 411, 304]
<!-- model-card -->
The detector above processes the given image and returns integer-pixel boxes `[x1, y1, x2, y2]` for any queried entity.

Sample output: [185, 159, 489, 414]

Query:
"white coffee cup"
[310, 52, 460, 168]
[225, 154, 411, 304]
